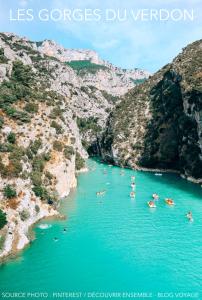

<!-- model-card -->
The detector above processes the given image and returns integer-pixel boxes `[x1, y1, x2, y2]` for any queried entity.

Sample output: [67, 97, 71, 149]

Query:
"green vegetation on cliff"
[101, 39, 202, 180]
[3, 185, 17, 199]
[0, 209, 7, 230]
[66, 60, 107, 75]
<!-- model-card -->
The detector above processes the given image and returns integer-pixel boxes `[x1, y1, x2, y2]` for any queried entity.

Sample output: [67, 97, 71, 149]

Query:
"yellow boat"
[165, 198, 175, 205]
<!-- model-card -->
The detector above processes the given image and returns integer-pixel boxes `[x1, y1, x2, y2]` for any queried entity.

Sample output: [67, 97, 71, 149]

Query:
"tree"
[7, 132, 16, 144]
[11, 60, 33, 87]
[75, 152, 85, 170]
[0, 209, 7, 230]
[3, 185, 17, 199]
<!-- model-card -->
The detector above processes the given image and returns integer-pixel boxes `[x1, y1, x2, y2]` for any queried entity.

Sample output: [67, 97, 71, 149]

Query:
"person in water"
[186, 211, 193, 220]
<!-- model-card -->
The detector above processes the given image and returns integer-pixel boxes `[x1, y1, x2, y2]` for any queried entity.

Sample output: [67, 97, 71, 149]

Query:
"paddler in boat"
[131, 175, 135, 181]
[165, 198, 174, 205]
[130, 191, 135, 198]
[148, 200, 156, 208]
[152, 193, 159, 200]
[131, 182, 136, 190]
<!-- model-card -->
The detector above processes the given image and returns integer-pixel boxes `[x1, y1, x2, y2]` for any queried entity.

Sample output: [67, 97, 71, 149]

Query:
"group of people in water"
[130, 176, 136, 198]
[97, 165, 194, 224]
[148, 194, 193, 221]
[128, 174, 193, 222]
[148, 194, 175, 208]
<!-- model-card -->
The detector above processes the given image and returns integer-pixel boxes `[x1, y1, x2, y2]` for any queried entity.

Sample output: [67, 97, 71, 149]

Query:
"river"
[0, 159, 202, 299]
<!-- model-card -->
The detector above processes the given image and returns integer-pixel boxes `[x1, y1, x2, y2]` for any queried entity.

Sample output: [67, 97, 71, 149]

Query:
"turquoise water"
[0, 159, 202, 299]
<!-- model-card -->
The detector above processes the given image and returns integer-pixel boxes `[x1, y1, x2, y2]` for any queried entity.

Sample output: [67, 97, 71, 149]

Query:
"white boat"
[96, 190, 106, 196]
[38, 224, 52, 229]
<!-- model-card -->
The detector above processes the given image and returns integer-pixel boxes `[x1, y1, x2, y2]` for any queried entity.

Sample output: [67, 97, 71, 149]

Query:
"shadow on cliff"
[139, 69, 202, 180]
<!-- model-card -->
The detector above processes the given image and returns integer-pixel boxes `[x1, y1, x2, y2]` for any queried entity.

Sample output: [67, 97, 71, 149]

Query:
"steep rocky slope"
[0, 32, 149, 259]
[39, 39, 149, 96]
[101, 40, 202, 183]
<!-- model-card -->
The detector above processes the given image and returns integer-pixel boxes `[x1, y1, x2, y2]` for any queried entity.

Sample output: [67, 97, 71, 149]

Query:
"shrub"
[30, 139, 42, 154]
[63, 145, 74, 160]
[26, 149, 33, 160]
[0, 60, 35, 120]
[3, 184, 17, 199]
[49, 107, 63, 119]
[7, 159, 22, 177]
[32, 185, 49, 201]
[70, 137, 76, 144]
[35, 205, 40, 214]
[7, 132, 16, 144]
[43, 151, 51, 161]
[53, 140, 63, 152]
[11, 60, 34, 87]
[0, 235, 5, 250]
[24, 102, 38, 113]
[101, 91, 118, 103]
[0, 117, 4, 129]
[32, 155, 45, 172]
[31, 171, 42, 186]
[51, 121, 63, 134]
[45, 171, 53, 181]
[75, 152, 85, 170]
[19, 209, 30, 221]
[8, 147, 24, 177]
[0, 48, 8, 63]
[76, 117, 101, 133]
[0, 209, 7, 230]
[4, 106, 30, 123]
[0, 143, 13, 152]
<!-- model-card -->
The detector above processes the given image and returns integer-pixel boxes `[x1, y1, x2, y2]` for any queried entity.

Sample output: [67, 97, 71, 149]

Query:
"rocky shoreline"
[1, 159, 201, 263]
[0, 157, 79, 263]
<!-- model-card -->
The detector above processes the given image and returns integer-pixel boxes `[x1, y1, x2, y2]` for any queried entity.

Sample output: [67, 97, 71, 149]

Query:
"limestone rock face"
[38, 39, 150, 96]
[101, 39, 202, 182]
[39, 40, 101, 63]
[1, 31, 200, 260]
[0, 32, 149, 259]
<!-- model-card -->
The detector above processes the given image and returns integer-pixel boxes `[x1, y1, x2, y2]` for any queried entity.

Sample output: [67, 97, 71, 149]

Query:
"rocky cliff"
[0, 32, 149, 259]
[101, 39, 202, 183]
[1, 31, 200, 261]
[38, 39, 150, 96]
